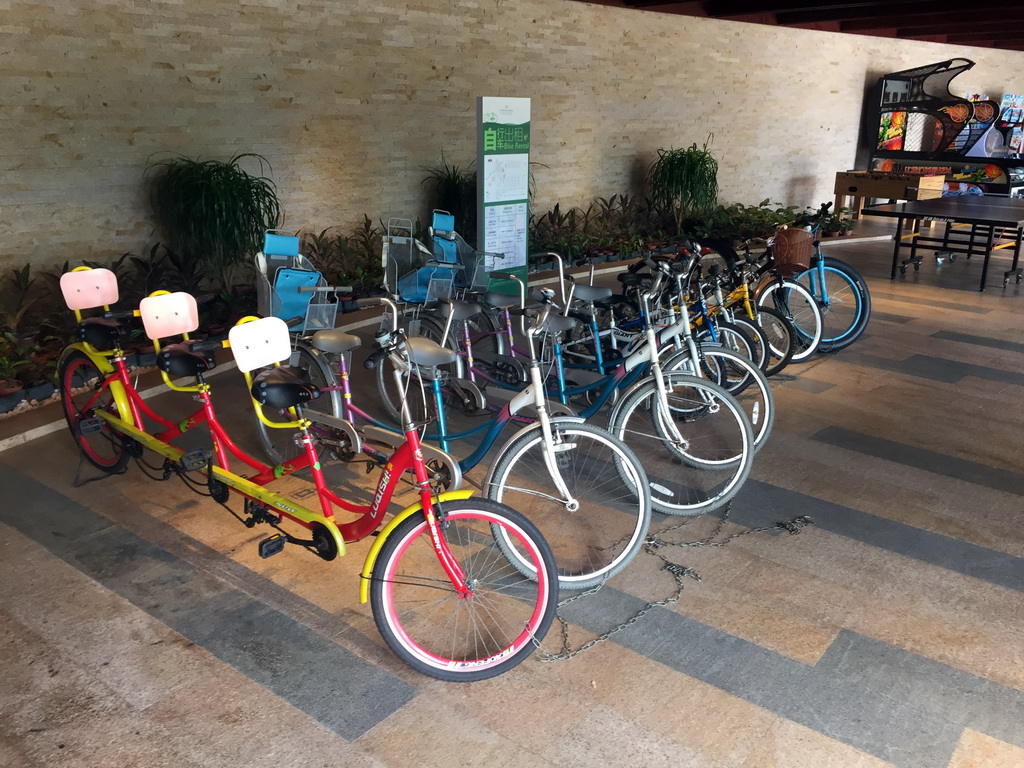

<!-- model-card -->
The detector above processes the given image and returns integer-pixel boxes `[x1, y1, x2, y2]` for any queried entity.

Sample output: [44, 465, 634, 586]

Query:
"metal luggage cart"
[255, 230, 339, 334]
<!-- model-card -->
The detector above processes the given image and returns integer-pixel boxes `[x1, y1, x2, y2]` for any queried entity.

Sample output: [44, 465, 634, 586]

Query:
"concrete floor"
[1, 224, 1023, 768]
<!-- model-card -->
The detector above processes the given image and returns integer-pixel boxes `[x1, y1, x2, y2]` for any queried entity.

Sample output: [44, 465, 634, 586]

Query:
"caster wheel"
[949, 254, 957, 263]
[913, 262, 921, 272]
[1016, 275, 1021, 285]
[899, 266, 907, 275]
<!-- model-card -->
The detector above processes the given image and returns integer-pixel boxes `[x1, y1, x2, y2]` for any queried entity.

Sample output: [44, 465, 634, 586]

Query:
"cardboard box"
[834, 171, 945, 201]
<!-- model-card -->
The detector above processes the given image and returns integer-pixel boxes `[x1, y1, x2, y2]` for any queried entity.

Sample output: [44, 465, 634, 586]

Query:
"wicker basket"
[771, 228, 814, 276]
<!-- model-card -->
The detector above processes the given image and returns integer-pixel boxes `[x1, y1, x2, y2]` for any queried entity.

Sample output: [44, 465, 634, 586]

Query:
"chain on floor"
[532, 503, 815, 662]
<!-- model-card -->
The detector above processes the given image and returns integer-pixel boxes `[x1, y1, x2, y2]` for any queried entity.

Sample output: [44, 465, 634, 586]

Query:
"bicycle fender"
[358, 489, 475, 604]
[60, 343, 136, 428]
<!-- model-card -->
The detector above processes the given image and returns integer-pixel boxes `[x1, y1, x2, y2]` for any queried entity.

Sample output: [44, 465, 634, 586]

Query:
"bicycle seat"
[617, 273, 648, 288]
[485, 291, 519, 309]
[572, 284, 613, 303]
[312, 330, 361, 355]
[251, 365, 321, 409]
[157, 342, 216, 378]
[77, 317, 129, 350]
[405, 336, 458, 367]
[538, 313, 577, 336]
[442, 299, 483, 322]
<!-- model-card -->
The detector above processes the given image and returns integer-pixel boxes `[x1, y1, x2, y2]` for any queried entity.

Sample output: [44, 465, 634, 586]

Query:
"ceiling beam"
[705, 0, 929, 15]
[775, 0, 1011, 24]
[902, 22, 1024, 38]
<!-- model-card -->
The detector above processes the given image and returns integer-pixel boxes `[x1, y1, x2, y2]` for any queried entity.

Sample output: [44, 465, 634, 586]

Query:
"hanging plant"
[647, 136, 719, 236]
[147, 153, 282, 291]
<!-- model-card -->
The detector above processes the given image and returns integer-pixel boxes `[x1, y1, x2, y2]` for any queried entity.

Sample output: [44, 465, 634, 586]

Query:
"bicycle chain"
[532, 504, 814, 662]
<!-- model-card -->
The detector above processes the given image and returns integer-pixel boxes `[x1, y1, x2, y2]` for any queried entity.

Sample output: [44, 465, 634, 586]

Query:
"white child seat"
[60, 268, 119, 311]
[139, 292, 200, 340]
[228, 317, 292, 373]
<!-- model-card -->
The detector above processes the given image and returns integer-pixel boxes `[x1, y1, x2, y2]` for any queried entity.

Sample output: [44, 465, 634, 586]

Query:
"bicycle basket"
[771, 228, 813, 276]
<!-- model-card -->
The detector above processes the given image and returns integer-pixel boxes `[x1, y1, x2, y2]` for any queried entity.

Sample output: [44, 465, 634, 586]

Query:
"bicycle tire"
[485, 421, 651, 590]
[751, 305, 795, 377]
[662, 345, 774, 454]
[724, 314, 770, 372]
[255, 341, 342, 466]
[374, 315, 447, 427]
[694, 319, 757, 366]
[370, 498, 558, 681]
[755, 278, 823, 361]
[609, 372, 753, 516]
[796, 257, 871, 352]
[59, 351, 130, 472]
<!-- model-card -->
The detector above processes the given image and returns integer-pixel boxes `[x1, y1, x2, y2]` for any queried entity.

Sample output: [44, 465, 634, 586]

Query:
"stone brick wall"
[2, 0, 1022, 269]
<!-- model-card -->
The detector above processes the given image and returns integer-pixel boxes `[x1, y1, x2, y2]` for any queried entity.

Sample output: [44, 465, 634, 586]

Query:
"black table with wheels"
[862, 197, 1024, 291]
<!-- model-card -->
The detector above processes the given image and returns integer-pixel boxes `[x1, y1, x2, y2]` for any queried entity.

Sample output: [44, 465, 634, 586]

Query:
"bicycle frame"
[64, 334, 476, 597]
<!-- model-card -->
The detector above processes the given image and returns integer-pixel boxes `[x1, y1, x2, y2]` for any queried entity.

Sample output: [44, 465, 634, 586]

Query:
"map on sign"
[483, 154, 529, 204]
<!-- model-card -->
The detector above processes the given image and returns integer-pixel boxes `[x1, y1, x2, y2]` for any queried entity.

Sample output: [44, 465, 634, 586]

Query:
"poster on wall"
[478, 96, 530, 294]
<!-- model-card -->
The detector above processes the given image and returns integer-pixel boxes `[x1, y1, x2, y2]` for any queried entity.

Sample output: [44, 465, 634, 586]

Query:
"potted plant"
[0, 352, 26, 404]
[820, 208, 857, 237]
[147, 153, 282, 292]
[647, 138, 720, 237]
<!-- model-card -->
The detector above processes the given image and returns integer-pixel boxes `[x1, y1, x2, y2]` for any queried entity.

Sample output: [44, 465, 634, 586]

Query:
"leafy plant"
[0, 264, 42, 334]
[0, 352, 26, 382]
[147, 153, 282, 291]
[819, 208, 857, 236]
[423, 157, 477, 245]
[647, 137, 720, 236]
[696, 199, 805, 241]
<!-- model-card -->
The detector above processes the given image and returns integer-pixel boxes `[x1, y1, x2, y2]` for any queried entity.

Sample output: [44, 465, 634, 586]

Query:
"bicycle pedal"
[79, 417, 104, 435]
[258, 534, 286, 559]
[180, 449, 210, 472]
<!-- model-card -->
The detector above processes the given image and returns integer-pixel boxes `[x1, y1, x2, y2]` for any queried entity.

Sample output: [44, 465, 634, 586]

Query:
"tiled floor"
[1, 225, 1023, 767]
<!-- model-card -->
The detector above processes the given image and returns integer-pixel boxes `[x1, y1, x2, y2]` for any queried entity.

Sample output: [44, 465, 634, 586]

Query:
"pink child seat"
[139, 292, 200, 341]
[138, 293, 214, 379]
[60, 268, 127, 351]
[60, 268, 119, 311]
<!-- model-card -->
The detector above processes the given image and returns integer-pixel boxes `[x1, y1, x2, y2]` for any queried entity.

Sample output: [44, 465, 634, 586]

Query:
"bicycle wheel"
[796, 257, 871, 352]
[59, 351, 129, 472]
[755, 278, 823, 362]
[695, 319, 757, 365]
[751, 305, 795, 377]
[724, 314, 769, 372]
[609, 372, 753, 516]
[662, 345, 774, 454]
[374, 316, 447, 427]
[255, 342, 341, 466]
[370, 498, 558, 682]
[485, 421, 651, 590]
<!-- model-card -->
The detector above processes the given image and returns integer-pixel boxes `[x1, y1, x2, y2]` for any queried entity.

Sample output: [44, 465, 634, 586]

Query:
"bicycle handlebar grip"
[821, 201, 833, 213]
[363, 347, 389, 370]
